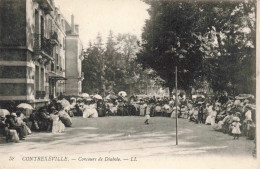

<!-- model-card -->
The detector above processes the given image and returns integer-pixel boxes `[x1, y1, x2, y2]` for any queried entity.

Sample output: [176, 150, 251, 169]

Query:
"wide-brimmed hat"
[11, 113, 17, 117]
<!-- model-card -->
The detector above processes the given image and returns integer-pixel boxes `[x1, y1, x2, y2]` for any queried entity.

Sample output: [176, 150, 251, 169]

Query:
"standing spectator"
[139, 100, 147, 116]
[144, 101, 151, 124]
[193, 106, 199, 123]
[210, 106, 217, 126]
[198, 105, 203, 124]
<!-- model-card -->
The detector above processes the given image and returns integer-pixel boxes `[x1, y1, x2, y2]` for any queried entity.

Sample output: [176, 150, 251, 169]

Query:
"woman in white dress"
[82, 100, 98, 118]
[89, 102, 98, 118]
[82, 102, 91, 118]
[210, 106, 217, 126]
[205, 104, 213, 125]
[16, 112, 31, 135]
[58, 106, 72, 127]
[50, 111, 65, 133]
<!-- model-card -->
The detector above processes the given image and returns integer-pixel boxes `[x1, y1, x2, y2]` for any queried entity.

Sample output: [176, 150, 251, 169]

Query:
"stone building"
[0, 0, 83, 107]
[64, 15, 84, 96]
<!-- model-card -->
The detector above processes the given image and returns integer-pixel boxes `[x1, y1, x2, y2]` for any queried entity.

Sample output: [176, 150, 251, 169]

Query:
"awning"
[48, 72, 67, 80]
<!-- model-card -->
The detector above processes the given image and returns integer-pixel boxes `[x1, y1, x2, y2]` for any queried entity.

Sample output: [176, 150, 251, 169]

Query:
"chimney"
[71, 14, 74, 33]
[75, 25, 79, 35]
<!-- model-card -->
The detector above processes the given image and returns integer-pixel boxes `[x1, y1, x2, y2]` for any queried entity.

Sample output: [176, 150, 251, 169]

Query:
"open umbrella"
[94, 94, 102, 100]
[17, 103, 33, 110]
[81, 93, 90, 98]
[0, 109, 10, 116]
[118, 91, 127, 97]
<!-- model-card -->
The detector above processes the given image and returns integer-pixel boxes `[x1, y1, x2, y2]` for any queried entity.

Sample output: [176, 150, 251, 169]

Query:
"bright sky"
[54, 0, 150, 47]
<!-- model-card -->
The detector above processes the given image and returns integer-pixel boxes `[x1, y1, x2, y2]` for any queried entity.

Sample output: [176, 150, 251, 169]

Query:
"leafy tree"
[137, 1, 206, 96]
[82, 34, 104, 94]
[138, 0, 256, 96]
[201, 0, 256, 95]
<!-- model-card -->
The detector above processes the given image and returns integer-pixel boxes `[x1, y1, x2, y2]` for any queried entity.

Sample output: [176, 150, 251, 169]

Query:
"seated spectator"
[0, 115, 19, 143]
[50, 108, 65, 133]
[38, 107, 53, 131]
[29, 110, 40, 131]
[75, 102, 83, 116]
[5, 113, 26, 140]
[57, 104, 72, 127]
[0, 115, 12, 142]
[222, 111, 233, 134]
[97, 100, 106, 117]
[16, 111, 32, 135]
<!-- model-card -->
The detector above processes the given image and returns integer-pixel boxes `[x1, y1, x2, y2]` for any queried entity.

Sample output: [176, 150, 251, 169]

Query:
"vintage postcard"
[0, 0, 258, 169]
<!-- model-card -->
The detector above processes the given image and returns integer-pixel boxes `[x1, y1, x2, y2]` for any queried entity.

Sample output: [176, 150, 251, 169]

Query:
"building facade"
[0, 0, 83, 107]
[64, 15, 84, 96]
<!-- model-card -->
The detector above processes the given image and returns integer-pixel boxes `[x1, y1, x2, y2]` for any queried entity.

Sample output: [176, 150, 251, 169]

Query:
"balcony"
[34, 34, 53, 60]
[35, 0, 54, 14]
[35, 91, 46, 99]
[50, 31, 59, 45]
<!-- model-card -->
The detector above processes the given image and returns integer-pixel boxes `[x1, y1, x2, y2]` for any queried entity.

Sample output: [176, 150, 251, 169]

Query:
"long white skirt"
[211, 116, 216, 126]
[205, 115, 211, 124]
[52, 120, 65, 133]
[89, 109, 98, 118]
[83, 108, 98, 118]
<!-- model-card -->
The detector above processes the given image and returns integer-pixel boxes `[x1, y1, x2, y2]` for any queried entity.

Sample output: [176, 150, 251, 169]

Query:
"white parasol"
[81, 93, 90, 98]
[17, 103, 33, 110]
[0, 109, 10, 117]
[94, 94, 102, 100]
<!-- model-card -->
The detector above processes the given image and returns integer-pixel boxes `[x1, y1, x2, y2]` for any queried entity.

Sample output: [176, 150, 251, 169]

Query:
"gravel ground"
[0, 116, 257, 169]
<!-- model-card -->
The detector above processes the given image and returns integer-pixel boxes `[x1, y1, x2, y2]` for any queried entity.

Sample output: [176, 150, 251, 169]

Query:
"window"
[35, 66, 39, 91]
[41, 68, 44, 91]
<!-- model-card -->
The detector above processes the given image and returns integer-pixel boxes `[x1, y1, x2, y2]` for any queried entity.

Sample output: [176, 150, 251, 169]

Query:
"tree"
[200, 0, 256, 95]
[82, 32, 147, 96]
[82, 34, 105, 94]
[138, 0, 256, 96]
[137, 1, 206, 96]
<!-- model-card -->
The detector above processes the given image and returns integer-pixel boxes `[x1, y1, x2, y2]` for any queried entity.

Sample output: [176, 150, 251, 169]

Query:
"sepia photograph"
[0, 0, 258, 168]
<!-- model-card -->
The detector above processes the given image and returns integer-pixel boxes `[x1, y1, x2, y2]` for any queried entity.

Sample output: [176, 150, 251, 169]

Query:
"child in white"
[144, 104, 150, 125]
[231, 117, 241, 139]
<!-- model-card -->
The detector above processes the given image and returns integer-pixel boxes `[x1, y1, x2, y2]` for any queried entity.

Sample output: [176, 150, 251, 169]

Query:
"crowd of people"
[0, 92, 256, 144]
